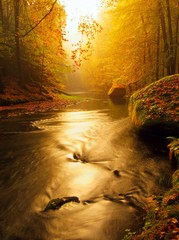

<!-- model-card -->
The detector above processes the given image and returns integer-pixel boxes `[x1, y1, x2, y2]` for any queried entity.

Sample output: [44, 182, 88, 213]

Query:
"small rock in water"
[73, 152, 81, 160]
[43, 196, 80, 212]
[73, 153, 88, 163]
[113, 170, 121, 177]
[82, 199, 95, 205]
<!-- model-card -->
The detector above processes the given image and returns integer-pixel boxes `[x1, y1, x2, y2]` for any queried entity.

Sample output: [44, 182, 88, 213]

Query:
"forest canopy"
[0, 0, 178, 96]
[0, 0, 67, 92]
[80, 0, 179, 92]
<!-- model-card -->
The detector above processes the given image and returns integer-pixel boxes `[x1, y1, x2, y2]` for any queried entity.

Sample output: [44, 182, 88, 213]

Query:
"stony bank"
[126, 74, 179, 240]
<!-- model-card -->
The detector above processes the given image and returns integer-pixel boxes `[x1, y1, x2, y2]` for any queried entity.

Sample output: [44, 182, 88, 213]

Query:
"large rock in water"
[108, 83, 126, 98]
[128, 74, 179, 135]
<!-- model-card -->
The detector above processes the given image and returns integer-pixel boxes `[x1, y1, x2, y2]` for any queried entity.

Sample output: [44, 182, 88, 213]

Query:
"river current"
[0, 95, 173, 240]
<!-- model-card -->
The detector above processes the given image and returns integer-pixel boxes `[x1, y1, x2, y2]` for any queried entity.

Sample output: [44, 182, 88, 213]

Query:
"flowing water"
[0, 95, 173, 240]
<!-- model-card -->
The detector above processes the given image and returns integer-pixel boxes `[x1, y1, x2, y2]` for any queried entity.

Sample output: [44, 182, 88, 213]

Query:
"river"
[0, 94, 173, 240]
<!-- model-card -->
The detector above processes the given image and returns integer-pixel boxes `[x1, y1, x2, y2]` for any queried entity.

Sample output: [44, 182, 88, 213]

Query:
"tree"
[80, 0, 179, 92]
[0, 0, 67, 91]
[14, 0, 23, 84]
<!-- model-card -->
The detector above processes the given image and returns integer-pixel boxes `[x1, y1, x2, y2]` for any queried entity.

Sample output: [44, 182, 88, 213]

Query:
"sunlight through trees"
[0, 0, 66, 90]
[0, 0, 178, 95]
[80, 0, 179, 92]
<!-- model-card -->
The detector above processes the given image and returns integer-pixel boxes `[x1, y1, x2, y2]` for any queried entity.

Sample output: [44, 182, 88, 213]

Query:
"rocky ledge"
[128, 74, 179, 136]
[125, 74, 179, 240]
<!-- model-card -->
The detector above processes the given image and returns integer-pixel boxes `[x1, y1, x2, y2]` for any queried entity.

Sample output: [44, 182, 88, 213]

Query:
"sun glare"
[60, 0, 101, 44]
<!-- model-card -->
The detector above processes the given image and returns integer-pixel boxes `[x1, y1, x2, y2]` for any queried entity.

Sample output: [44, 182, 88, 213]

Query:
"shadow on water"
[108, 97, 128, 105]
[0, 94, 174, 240]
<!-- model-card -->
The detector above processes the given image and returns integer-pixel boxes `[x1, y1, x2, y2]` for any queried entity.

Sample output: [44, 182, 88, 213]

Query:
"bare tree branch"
[21, 0, 57, 38]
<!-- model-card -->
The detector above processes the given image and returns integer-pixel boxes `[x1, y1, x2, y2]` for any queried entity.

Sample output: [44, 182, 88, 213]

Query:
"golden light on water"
[61, 111, 99, 137]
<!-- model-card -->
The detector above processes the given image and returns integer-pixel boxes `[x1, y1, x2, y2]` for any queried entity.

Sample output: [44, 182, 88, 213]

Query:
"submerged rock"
[128, 74, 179, 136]
[73, 152, 88, 163]
[113, 170, 121, 177]
[43, 196, 80, 212]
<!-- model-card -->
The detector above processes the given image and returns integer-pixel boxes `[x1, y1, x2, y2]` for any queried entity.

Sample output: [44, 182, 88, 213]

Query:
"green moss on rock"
[124, 74, 179, 240]
[124, 170, 179, 240]
[128, 74, 179, 134]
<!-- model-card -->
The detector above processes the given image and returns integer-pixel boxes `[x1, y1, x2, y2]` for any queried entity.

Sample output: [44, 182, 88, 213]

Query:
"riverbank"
[123, 137, 179, 240]
[0, 78, 82, 117]
[125, 74, 179, 240]
[125, 169, 179, 240]
[0, 96, 81, 117]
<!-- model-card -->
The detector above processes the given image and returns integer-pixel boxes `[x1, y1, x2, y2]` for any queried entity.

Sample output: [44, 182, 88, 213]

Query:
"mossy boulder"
[128, 74, 179, 135]
[125, 74, 179, 240]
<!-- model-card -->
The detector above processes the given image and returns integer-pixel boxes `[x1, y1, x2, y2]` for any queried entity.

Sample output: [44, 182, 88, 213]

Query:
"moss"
[123, 170, 179, 240]
[126, 75, 179, 240]
[171, 170, 179, 187]
[128, 74, 179, 134]
[60, 94, 83, 101]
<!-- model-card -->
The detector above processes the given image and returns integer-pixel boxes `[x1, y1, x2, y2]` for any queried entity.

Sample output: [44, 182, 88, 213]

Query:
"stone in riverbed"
[113, 170, 121, 177]
[108, 83, 126, 98]
[43, 196, 80, 212]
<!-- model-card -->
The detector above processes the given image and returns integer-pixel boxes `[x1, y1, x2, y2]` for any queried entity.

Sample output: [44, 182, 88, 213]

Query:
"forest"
[0, 0, 67, 104]
[80, 0, 179, 92]
[0, 1, 179, 240]
[0, 0, 178, 103]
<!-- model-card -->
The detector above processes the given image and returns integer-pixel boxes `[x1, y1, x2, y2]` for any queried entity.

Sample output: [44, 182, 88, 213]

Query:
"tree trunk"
[0, 0, 5, 32]
[159, 1, 170, 75]
[141, 14, 152, 83]
[156, 25, 160, 80]
[143, 41, 146, 77]
[14, 0, 23, 85]
[174, 16, 178, 73]
[166, 0, 175, 74]
[40, 48, 45, 94]
[5, 0, 11, 31]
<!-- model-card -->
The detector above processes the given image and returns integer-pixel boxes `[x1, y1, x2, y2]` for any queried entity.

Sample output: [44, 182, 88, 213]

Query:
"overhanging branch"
[21, 0, 57, 38]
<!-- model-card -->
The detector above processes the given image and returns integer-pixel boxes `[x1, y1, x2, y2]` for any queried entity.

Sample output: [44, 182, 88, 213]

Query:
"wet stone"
[43, 196, 80, 212]
[113, 170, 121, 177]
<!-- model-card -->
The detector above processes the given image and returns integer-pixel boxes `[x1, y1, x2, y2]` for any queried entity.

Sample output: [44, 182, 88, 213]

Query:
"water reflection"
[0, 98, 173, 240]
